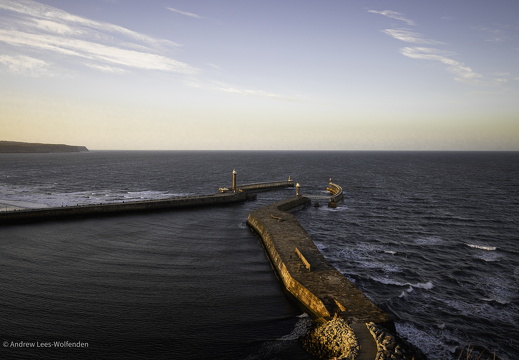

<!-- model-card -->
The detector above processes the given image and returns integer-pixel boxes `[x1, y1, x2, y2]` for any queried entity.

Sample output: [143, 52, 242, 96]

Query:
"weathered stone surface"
[247, 196, 392, 324]
[247, 195, 404, 359]
[302, 317, 359, 359]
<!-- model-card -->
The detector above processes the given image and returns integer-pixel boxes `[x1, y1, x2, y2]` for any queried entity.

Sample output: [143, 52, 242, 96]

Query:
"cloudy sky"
[1, 0, 518, 150]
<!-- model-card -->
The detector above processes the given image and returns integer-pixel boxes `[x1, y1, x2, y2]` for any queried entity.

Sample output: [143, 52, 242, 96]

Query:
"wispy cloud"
[0, 29, 196, 73]
[401, 47, 481, 83]
[0, 1, 180, 48]
[0, 0, 192, 75]
[185, 79, 302, 102]
[370, 8, 483, 84]
[0, 0, 292, 101]
[475, 25, 513, 43]
[166, 7, 201, 19]
[382, 29, 443, 45]
[368, 10, 415, 26]
[0, 54, 50, 76]
[84, 63, 128, 74]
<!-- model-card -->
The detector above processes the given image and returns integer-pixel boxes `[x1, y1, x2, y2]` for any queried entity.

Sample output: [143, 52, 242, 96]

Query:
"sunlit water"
[1, 151, 517, 359]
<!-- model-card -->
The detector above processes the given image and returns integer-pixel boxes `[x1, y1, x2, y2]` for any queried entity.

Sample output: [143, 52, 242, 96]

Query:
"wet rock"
[302, 318, 359, 359]
[366, 322, 427, 360]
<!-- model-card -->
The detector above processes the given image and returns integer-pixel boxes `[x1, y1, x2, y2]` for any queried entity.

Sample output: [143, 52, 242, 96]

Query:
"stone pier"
[247, 194, 424, 359]
[0, 170, 294, 225]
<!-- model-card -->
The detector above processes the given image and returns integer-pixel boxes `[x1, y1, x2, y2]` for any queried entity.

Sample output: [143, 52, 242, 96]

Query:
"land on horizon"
[0, 141, 89, 153]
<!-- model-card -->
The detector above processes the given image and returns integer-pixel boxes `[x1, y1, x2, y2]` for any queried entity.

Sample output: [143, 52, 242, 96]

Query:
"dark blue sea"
[0, 151, 517, 360]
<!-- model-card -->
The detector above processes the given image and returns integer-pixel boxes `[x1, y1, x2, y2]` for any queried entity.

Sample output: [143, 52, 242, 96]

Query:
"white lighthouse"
[232, 169, 237, 192]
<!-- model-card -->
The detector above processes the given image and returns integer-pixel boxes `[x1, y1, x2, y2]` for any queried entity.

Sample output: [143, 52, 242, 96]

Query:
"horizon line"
[86, 149, 519, 152]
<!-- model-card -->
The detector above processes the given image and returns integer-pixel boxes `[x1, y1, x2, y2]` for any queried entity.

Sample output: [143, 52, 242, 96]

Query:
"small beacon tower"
[232, 169, 237, 192]
[296, 183, 301, 197]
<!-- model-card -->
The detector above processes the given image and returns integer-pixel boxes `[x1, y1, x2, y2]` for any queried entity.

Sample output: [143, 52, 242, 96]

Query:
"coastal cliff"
[0, 141, 89, 153]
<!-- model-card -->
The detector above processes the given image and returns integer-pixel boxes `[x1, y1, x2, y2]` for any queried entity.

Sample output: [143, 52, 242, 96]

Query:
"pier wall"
[237, 180, 294, 192]
[247, 196, 392, 326]
[0, 192, 250, 225]
[326, 182, 344, 207]
[0, 177, 295, 226]
[247, 196, 331, 318]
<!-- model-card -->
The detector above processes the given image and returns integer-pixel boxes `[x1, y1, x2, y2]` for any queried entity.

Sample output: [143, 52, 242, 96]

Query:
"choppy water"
[0, 151, 518, 359]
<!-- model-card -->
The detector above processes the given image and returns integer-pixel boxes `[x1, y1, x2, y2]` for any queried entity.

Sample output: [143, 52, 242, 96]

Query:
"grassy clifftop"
[0, 141, 89, 153]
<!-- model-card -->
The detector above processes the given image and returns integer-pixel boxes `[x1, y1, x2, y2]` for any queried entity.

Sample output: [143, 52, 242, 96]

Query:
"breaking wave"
[466, 243, 497, 251]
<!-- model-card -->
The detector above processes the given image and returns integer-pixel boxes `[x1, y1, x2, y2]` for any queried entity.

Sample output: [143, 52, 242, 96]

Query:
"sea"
[0, 151, 517, 360]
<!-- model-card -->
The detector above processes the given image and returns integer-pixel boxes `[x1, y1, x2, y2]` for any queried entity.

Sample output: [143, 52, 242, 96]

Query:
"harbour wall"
[0, 192, 251, 225]
[238, 180, 294, 192]
[326, 182, 344, 207]
[247, 195, 392, 326]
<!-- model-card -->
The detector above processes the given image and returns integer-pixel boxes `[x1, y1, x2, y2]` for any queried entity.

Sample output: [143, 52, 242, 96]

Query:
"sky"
[1, 0, 518, 150]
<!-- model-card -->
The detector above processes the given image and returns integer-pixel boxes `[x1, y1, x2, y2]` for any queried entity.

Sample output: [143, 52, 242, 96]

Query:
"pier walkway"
[0, 191, 251, 225]
[0, 172, 295, 225]
[247, 196, 391, 324]
[247, 195, 391, 359]
[238, 180, 294, 192]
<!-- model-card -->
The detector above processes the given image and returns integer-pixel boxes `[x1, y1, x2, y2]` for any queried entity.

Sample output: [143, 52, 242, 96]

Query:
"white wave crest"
[277, 314, 312, 341]
[414, 281, 434, 289]
[466, 243, 497, 251]
[0, 185, 189, 208]
[372, 276, 434, 290]
[395, 321, 455, 359]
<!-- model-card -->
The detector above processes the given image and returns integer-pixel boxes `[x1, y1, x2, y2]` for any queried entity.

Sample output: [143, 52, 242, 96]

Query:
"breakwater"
[326, 181, 344, 207]
[247, 195, 424, 359]
[247, 195, 391, 324]
[305, 181, 344, 208]
[237, 180, 294, 192]
[0, 172, 293, 225]
[0, 192, 252, 225]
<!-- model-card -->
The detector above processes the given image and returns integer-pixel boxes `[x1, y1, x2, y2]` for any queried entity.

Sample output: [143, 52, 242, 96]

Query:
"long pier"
[247, 196, 391, 324]
[0, 171, 294, 225]
[0, 192, 251, 225]
[219, 171, 294, 193]
[237, 180, 294, 192]
[247, 192, 423, 359]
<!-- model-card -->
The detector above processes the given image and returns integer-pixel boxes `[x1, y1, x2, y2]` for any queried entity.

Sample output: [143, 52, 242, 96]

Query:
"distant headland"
[0, 141, 89, 153]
